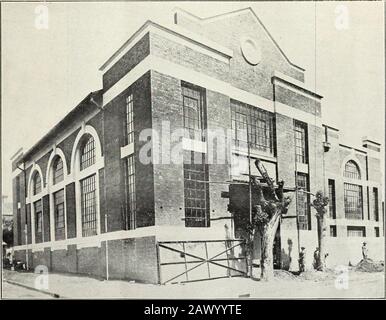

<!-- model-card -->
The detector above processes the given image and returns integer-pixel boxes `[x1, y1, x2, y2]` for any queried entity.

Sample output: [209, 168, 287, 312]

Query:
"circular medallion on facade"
[240, 37, 261, 66]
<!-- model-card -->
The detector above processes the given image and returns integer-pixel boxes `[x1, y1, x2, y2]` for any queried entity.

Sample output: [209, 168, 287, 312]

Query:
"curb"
[4, 279, 61, 298]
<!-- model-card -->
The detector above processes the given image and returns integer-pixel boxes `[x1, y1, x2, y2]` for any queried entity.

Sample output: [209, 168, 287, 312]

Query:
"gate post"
[156, 242, 162, 285]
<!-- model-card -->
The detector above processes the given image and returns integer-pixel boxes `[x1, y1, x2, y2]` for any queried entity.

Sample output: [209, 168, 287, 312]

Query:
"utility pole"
[90, 95, 109, 281]
[25, 224, 29, 270]
[247, 122, 252, 224]
[105, 213, 109, 281]
[246, 122, 253, 277]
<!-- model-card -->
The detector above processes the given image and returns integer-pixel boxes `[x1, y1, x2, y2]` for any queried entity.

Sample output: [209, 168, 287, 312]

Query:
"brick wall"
[133, 72, 154, 227]
[103, 71, 155, 229]
[175, 9, 305, 96]
[151, 71, 185, 226]
[14, 236, 159, 283]
[205, 90, 232, 231]
[275, 85, 321, 116]
[42, 195, 50, 242]
[57, 128, 80, 175]
[65, 182, 77, 238]
[149, 32, 230, 84]
[26, 203, 32, 244]
[103, 33, 150, 92]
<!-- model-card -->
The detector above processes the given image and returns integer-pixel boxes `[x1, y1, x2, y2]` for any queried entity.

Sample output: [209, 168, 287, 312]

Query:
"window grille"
[33, 172, 42, 195]
[125, 94, 134, 145]
[125, 155, 136, 229]
[53, 157, 64, 184]
[34, 200, 43, 243]
[296, 173, 310, 230]
[184, 152, 209, 227]
[54, 189, 65, 240]
[80, 135, 96, 170]
[344, 183, 363, 220]
[182, 85, 204, 140]
[344, 161, 361, 179]
[80, 174, 97, 237]
[231, 100, 275, 155]
[294, 120, 308, 164]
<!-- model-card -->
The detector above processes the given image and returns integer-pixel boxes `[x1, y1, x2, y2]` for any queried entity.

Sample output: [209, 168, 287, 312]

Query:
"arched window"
[33, 172, 42, 195]
[71, 126, 102, 238]
[343, 160, 363, 220]
[80, 135, 95, 170]
[53, 157, 64, 184]
[344, 160, 361, 180]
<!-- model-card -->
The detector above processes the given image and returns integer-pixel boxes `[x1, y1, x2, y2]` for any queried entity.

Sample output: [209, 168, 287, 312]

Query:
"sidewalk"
[2, 269, 384, 299]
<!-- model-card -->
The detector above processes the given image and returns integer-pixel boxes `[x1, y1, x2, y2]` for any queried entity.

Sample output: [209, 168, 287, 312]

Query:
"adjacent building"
[11, 7, 384, 283]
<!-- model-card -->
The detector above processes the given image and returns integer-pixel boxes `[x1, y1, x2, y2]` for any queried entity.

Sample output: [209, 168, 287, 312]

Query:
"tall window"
[80, 135, 96, 170]
[182, 83, 205, 140]
[125, 155, 136, 229]
[125, 94, 134, 144]
[328, 179, 336, 219]
[54, 189, 65, 240]
[53, 157, 64, 184]
[344, 161, 361, 179]
[34, 200, 43, 243]
[294, 120, 308, 164]
[231, 100, 275, 155]
[344, 183, 363, 220]
[184, 152, 209, 227]
[33, 172, 42, 195]
[373, 187, 379, 221]
[296, 173, 310, 230]
[80, 175, 97, 237]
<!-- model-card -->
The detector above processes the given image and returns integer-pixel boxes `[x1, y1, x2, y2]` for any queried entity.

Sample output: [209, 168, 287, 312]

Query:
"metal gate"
[157, 239, 248, 284]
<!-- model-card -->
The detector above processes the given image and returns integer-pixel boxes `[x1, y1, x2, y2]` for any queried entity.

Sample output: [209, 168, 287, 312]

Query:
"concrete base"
[14, 235, 159, 284]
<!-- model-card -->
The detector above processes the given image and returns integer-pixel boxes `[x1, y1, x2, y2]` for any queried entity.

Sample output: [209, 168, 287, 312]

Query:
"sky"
[1, 1, 384, 199]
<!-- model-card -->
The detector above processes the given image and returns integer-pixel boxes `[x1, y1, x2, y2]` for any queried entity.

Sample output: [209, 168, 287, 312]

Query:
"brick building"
[11, 8, 384, 283]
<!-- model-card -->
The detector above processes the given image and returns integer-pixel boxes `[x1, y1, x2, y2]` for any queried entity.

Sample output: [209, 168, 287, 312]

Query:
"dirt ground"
[2, 268, 385, 299]
[2, 282, 51, 299]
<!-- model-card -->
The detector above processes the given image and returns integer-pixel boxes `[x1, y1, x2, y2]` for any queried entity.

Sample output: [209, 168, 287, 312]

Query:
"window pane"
[80, 135, 96, 170]
[296, 173, 310, 230]
[182, 84, 204, 140]
[344, 161, 361, 179]
[328, 179, 336, 219]
[294, 121, 307, 164]
[80, 175, 97, 237]
[33, 172, 42, 195]
[373, 188, 379, 221]
[344, 183, 363, 219]
[126, 94, 134, 144]
[34, 199, 43, 243]
[54, 189, 65, 240]
[126, 155, 136, 229]
[184, 152, 209, 227]
[231, 100, 275, 156]
[53, 157, 64, 184]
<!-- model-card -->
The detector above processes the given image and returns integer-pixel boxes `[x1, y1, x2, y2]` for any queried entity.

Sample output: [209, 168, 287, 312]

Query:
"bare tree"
[311, 191, 329, 271]
[244, 160, 292, 281]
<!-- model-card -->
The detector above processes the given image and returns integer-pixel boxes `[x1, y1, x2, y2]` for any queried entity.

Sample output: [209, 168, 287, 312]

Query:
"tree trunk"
[316, 216, 326, 271]
[260, 211, 281, 281]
